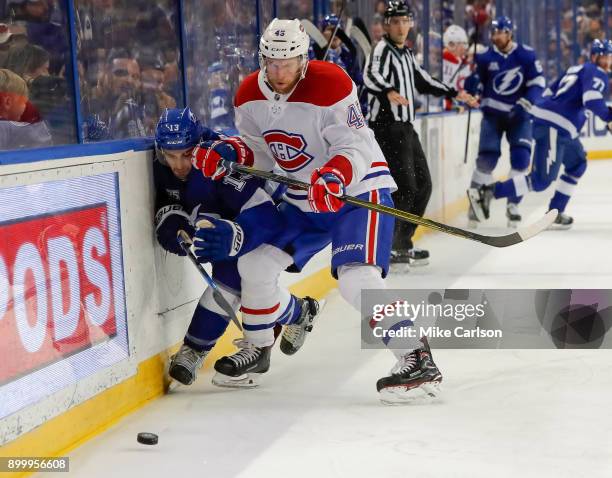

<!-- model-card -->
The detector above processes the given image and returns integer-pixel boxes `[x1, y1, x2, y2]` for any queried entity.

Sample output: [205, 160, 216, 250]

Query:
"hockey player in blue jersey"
[154, 107, 320, 388]
[464, 15, 546, 227]
[468, 39, 612, 230]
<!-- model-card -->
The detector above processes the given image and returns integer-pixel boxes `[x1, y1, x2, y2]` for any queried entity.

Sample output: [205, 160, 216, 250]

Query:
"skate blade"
[507, 219, 521, 229]
[467, 219, 479, 229]
[378, 382, 442, 405]
[212, 371, 262, 389]
[389, 263, 410, 274]
[547, 223, 572, 231]
[408, 258, 429, 267]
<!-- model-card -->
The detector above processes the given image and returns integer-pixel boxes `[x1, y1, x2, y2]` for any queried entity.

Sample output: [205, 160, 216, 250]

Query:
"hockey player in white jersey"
[192, 19, 443, 404]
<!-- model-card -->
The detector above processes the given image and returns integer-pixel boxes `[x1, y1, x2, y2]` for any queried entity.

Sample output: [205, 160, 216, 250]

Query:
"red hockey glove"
[308, 166, 347, 213]
[191, 136, 254, 180]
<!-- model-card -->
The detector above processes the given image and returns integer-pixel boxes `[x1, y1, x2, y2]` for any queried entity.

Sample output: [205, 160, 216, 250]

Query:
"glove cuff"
[155, 204, 190, 231]
[218, 219, 244, 257]
[318, 155, 353, 185]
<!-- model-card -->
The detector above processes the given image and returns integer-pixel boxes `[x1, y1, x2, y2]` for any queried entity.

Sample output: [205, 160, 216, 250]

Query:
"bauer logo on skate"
[0, 174, 128, 418]
[263, 130, 314, 172]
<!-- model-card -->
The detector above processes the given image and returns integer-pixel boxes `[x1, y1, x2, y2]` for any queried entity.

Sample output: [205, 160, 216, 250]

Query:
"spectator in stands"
[89, 48, 145, 140]
[370, 18, 384, 45]
[138, 48, 176, 134]
[0, 68, 52, 149]
[8, 0, 68, 75]
[5, 43, 49, 83]
[29, 74, 73, 144]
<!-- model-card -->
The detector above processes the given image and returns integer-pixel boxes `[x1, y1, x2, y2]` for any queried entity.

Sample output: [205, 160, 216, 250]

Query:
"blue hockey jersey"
[154, 159, 284, 257]
[465, 43, 546, 116]
[530, 61, 612, 139]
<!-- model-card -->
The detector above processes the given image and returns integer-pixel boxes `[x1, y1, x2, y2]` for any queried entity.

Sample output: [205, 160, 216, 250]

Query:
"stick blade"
[482, 209, 558, 247]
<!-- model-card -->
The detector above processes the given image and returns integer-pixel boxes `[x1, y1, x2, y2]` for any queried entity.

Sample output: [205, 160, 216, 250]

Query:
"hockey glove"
[155, 205, 194, 256]
[308, 166, 347, 213]
[193, 217, 244, 263]
[508, 99, 531, 122]
[191, 137, 254, 181]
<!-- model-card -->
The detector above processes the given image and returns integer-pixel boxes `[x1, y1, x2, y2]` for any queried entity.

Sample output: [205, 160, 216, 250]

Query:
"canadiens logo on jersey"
[263, 130, 314, 172]
[492, 67, 524, 96]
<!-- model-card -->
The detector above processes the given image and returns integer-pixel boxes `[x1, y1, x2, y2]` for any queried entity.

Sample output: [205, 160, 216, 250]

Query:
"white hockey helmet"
[259, 18, 310, 80]
[443, 25, 468, 47]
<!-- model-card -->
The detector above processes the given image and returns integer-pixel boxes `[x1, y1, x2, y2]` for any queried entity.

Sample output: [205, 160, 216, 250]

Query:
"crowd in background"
[0, 0, 609, 151]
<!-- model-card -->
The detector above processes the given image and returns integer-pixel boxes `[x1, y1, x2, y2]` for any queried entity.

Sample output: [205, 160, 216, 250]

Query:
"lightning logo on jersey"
[263, 130, 314, 172]
[493, 67, 524, 96]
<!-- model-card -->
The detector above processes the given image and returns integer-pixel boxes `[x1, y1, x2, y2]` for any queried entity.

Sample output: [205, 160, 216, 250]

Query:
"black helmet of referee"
[384, 1, 413, 20]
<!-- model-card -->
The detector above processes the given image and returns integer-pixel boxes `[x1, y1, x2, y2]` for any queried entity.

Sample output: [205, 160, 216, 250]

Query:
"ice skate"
[467, 184, 494, 222]
[390, 249, 411, 264]
[376, 347, 443, 405]
[548, 211, 573, 230]
[280, 297, 323, 355]
[212, 339, 272, 388]
[506, 203, 522, 228]
[407, 248, 429, 266]
[169, 344, 209, 386]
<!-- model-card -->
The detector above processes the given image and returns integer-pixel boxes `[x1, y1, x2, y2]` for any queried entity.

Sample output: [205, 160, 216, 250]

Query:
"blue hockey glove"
[193, 217, 244, 263]
[155, 205, 194, 256]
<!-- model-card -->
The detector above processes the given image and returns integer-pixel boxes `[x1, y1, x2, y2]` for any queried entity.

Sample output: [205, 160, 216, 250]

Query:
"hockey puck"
[137, 432, 158, 445]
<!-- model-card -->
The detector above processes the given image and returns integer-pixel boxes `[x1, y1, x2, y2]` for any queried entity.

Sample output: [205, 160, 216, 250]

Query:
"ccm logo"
[0, 204, 118, 385]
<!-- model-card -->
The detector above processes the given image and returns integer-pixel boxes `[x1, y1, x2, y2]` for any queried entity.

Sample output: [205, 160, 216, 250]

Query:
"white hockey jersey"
[234, 60, 397, 212]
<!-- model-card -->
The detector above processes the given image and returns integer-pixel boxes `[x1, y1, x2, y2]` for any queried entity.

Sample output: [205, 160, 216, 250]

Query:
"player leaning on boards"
[363, 1, 478, 266]
[154, 107, 320, 388]
[192, 18, 446, 404]
[464, 16, 546, 228]
[469, 39, 612, 230]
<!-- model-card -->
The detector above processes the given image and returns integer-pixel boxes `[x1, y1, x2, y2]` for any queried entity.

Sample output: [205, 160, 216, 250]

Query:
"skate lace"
[175, 345, 206, 368]
[229, 338, 262, 367]
[283, 298, 316, 344]
[392, 350, 419, 375]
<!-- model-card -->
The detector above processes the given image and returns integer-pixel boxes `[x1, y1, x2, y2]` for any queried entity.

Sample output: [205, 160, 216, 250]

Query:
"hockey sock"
[548, 173, 579, 213]
[507, 168, 527, 204]
[238, 244, 294, 347]
[494, 174, 529, 199]
[185, 304, 231, 353]
[276, 294, 303, 325]
[470, 168, 494, 188]
[338, 264, 420, 357]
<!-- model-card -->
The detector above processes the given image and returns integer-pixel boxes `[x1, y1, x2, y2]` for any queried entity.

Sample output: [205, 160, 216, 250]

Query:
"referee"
[365, 1, 477, 265]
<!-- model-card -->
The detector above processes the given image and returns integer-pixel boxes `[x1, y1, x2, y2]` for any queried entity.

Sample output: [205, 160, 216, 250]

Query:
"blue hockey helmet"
[590, 38, 612, 56]
[155, 107, 202, 151]
[491, 16, 515, 33]
[321, 13, 342, 30]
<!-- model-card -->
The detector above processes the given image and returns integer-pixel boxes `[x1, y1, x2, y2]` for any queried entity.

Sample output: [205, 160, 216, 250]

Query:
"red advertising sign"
[0, 204, 117, 385]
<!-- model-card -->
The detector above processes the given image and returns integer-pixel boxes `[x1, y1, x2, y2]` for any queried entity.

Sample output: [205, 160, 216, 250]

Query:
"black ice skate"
[376, 347, 443, 404]
[390, 249, 411, 264]
[169, 344, 209, 386]
[506, 203, 522, 228]
[548, 211, 573, 230]
[467, 184, 494, 222]
[280, 297, 322, 355]
[408, 248, 429, 266]
[212, 339, 272, 388]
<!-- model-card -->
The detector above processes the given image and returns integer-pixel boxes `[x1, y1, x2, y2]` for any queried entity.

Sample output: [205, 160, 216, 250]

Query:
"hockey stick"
[301, 19, 327, 48]
[350, 24, 372, 58]
[463, 20, 479, 164]
[176, 228, 242, 331]
[220, 160, 557, 248]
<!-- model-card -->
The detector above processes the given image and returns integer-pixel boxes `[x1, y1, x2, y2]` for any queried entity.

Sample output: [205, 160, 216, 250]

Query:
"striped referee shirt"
[364, 35, 458, 123]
